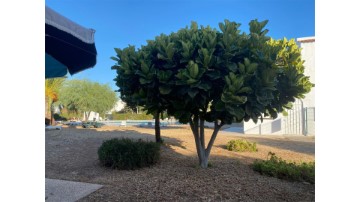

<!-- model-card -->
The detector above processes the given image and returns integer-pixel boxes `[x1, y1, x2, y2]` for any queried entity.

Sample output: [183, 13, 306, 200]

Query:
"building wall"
[83, 111, 100, 121]
[298, 37, 315, 108]
[106, 100, 126, 114]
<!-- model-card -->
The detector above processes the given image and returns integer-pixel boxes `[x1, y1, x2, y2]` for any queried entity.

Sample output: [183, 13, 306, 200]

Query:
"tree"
[45, 78, 65, 125]
[112, 41, 169, 143]
[59, 79, 118, 121]
[113, 19, 313, 168]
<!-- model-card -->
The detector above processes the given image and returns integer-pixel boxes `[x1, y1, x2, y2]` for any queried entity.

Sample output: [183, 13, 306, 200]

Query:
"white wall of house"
[298, 36, 315, 108]
[243, 117, 284, 135]
[83, 111, 100, 121]
[106, 100, 126, 114]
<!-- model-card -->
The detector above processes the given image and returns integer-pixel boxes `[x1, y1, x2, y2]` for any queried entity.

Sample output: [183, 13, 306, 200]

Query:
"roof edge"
[297, 36, 315, 43]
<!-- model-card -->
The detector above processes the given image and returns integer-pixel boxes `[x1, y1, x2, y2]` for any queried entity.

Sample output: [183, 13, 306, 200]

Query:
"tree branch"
[205, 120, 224, 157]
[200, 116, 205, 149]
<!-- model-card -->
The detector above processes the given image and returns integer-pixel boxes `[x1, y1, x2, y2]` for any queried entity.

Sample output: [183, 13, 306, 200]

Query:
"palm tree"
[45, 78, 65, 125]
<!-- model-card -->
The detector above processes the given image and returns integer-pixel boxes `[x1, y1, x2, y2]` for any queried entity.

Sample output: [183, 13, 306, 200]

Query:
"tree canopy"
[112, 19, 313, 168]
[59, 79, 118, 120]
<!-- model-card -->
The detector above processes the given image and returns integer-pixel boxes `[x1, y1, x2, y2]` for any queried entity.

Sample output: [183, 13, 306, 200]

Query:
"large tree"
[59, 79, 118, 121]
[45, 78, 65, 125]
[113, 19, 313, 168]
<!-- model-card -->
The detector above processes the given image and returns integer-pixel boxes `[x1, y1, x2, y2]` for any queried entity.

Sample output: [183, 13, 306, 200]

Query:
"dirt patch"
[46, 125, 315, 201]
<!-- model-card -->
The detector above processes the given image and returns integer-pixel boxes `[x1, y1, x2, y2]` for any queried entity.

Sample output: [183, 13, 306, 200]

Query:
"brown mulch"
[46, 125, 315, 202]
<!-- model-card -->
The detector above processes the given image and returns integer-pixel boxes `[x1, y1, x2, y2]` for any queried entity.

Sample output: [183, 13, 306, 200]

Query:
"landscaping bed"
[46, 125, 315, 201]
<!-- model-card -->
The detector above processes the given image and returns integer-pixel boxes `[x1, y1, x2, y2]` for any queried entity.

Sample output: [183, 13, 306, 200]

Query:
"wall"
[298, 37, 315, 108]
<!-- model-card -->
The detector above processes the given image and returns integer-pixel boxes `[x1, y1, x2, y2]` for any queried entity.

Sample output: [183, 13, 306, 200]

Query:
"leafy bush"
[98, 138, 161, 170]
[54, 113, 67, 121]
[226, 139, 258, 152]
[252, 152, 315, 184]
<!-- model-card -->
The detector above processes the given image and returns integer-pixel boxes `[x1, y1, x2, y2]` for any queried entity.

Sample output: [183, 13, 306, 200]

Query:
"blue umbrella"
[45, 6, 97, 78]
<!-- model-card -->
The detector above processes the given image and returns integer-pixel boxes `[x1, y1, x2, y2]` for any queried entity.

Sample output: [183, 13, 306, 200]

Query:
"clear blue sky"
[45, 0, 315, 92]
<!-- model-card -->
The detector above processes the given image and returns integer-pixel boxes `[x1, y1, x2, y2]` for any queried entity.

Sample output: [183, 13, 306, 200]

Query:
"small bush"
[98, 138, 161, 170]
[226, 139, 258, 152]
[54, 113, 67, 121]
[252, 152, 315, 184]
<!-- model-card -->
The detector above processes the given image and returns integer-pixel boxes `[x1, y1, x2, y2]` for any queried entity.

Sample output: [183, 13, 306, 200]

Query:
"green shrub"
[54, 113, 68, 121]
[226, 139, 258, 152]
[98, 138, 161, 170]
[252, 152, 315, 184]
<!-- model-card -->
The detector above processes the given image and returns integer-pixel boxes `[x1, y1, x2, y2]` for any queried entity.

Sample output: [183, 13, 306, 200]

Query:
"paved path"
[45, 178, 103, 202]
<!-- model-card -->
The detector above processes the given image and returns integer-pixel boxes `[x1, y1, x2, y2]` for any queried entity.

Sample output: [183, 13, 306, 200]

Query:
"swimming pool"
[99, 120, 180, 127]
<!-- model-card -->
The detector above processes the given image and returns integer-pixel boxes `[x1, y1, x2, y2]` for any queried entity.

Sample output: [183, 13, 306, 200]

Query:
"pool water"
[99, 120, 180, 127]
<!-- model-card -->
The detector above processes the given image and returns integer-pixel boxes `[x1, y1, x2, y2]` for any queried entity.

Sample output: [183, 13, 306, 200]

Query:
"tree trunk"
[155, 111, 161, 143]
[190, 116, 223, 168]
[45, 97, 51, 120]
[85, 111, 90, 121]
[50, 101, 54, 125]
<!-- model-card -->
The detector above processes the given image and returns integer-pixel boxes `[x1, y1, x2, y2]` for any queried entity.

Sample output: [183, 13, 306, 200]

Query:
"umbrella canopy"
[45, 6, 97, 78]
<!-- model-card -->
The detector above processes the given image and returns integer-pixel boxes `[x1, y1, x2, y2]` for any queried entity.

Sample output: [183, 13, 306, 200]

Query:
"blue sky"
[45, 0, 315, 92]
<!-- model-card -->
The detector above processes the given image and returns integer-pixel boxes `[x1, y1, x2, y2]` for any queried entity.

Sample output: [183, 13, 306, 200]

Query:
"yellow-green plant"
[226, 139, 258, 152]
[252, 152, 315, 184]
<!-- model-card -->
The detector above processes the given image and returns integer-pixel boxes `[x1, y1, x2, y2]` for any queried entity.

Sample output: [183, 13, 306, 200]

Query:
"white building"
[83, 100, 126, 121]
[297, 36, 315, 108]
[107, 100, 126, 114]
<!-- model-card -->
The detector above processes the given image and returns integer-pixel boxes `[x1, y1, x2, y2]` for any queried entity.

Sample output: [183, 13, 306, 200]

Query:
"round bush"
[226, 139, 258, 152]
[98, 138, 160, 170]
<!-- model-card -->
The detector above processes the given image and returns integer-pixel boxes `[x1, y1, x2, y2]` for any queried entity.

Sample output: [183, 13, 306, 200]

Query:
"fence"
[244, 99, 315, 136]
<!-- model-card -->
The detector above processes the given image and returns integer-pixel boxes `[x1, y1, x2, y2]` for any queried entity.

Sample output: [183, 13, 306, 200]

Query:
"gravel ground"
[46, 125, 315, 201]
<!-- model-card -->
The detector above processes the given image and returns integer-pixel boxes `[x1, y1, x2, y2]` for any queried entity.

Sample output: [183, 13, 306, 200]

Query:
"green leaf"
[226, 105, 245, 120]
[140, 78, 151, 84]
[206, 70, 221, 80]
[114, 48, 122, 56]
[195, 82, 211, 91]
[247, 63, 258, 74]
[188, 89, 199, 98]
[238, 63, 245, 73]
[214, 101, 225, 111]
[282, 110, 288, 116]
[141, 61, 149, 74]
[159, 86, 172, 95]
[186, 78, 198, 84]
[228, 63, 237, 72]
[110, 56, 119, 61]
[244, 58, 251, 67]
[245, 104, 252, 115]
[219, 22, 225, 33]
[157, 53, 167, 60]
[238, 87, 252, 94]
[189, 62, 199, 78]
[225, 76, 231, 86]
[232, 95, 247, 104]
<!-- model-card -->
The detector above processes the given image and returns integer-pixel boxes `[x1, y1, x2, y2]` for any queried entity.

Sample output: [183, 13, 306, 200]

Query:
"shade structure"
[45, 6, 97, 78]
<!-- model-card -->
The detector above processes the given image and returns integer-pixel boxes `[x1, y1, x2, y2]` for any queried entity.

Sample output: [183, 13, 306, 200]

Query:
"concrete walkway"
[45, 178, 103, 202]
